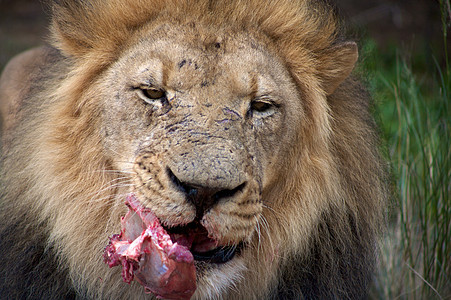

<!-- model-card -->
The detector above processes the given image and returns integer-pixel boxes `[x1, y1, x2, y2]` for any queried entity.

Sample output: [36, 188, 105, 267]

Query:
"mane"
[51, 0, 338, 59]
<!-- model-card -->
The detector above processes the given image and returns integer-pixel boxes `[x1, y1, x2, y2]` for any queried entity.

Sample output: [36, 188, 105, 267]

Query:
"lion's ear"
[49, 1, 146, 60]
[50, 2, 96, 58]
[319, 41, 358, 95]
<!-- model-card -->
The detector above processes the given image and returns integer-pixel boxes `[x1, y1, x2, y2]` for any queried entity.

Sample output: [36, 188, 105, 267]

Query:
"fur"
[0, 0, 387, 299]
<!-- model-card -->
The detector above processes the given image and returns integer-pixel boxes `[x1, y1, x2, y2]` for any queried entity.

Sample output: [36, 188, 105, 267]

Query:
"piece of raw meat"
[103, 194, 196, 300]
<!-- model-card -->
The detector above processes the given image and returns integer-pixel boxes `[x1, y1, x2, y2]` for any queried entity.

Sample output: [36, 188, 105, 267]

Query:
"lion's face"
[97, 22, 302, 291]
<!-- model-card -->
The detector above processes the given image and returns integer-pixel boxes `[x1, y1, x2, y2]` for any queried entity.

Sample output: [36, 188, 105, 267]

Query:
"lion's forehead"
[121, 23, 289, 97]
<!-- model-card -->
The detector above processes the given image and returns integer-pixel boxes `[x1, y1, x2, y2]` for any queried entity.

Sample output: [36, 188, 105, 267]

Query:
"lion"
[0, 0, 387, 299]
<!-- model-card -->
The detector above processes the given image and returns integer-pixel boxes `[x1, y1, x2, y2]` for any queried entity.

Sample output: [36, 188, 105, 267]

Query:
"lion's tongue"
[103, 194, 196, 300]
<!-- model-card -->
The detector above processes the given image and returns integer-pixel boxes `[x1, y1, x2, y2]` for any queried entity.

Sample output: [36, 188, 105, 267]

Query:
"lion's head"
[0, 0, 387, 299]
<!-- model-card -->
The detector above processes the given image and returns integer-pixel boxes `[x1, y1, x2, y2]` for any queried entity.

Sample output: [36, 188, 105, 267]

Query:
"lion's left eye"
[251, 100, 273, 113]
[249, 99, 277, 117]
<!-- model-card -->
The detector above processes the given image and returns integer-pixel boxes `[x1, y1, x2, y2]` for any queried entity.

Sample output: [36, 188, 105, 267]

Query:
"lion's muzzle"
[133, 133, 262, 249]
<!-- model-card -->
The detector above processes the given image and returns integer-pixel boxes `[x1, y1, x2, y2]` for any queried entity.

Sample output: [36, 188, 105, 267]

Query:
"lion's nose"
[167, 168, 246, 216]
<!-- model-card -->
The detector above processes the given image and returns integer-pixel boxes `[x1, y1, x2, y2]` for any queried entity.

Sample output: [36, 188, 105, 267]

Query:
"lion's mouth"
[166, 223, 242, 264]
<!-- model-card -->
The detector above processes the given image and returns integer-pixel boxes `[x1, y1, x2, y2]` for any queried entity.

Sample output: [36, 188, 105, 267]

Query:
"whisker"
[254, 215, 262, 257]
[88, 177, 132, 195]
[86, 176, 134, 205]
[88, 183, 135, 203]
[97, 170, 135, 175]
[258, 214, 275, 259]
[262, 204, 280, 217]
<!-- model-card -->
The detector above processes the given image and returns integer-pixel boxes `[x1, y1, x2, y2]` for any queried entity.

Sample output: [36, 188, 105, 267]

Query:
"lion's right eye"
[137, 87, 168, 106]
[142, 88, 165, 99]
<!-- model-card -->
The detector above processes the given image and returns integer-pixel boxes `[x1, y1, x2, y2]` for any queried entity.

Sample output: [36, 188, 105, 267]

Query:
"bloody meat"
[103, 194, 196, 300]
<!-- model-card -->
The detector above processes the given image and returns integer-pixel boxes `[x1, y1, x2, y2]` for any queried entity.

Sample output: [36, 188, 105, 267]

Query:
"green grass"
[364, 2, 451, 298]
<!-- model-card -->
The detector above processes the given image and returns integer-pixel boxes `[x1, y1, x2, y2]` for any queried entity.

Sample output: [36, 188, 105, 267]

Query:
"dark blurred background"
[0, 0, 447, 70]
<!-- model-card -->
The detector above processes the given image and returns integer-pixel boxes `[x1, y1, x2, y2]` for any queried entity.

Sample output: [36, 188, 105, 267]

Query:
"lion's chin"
[104, 193, 244, 298]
